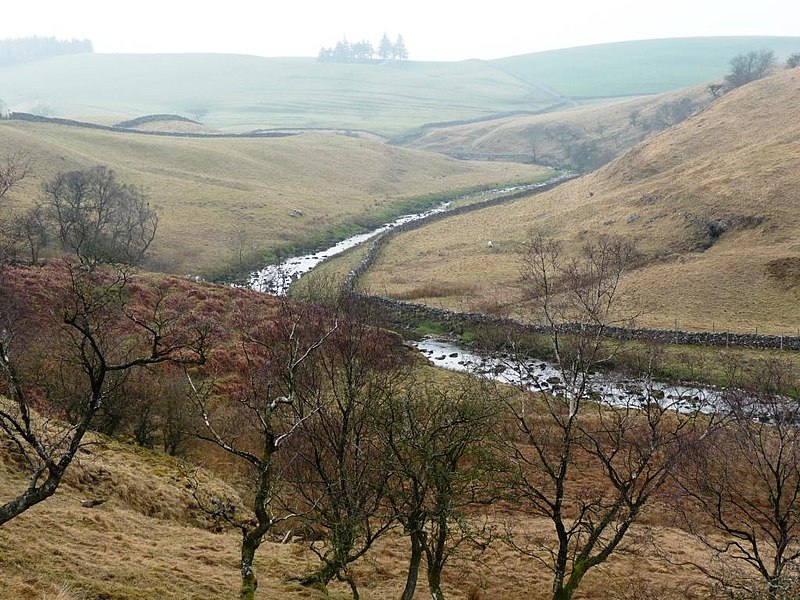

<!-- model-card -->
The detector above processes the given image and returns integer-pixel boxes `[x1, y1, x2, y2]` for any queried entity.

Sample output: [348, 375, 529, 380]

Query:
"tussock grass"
[392, 281, 479, 301]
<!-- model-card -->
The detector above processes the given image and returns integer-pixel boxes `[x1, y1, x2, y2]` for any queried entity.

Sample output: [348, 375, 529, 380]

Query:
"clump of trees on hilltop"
[0, 36, 93, 68]
[318, 33, 408, 63]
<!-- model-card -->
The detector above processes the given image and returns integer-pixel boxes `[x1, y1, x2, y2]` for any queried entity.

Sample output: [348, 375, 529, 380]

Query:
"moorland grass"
[0, 383, 721, 600]
[0, 269, 761, 599]
[406, 82, 712, 170]
[359, 68, 800, 335]
[5, 37, 800, 139]
[0, 120, 550, 276]
[0, 54, 557, 136]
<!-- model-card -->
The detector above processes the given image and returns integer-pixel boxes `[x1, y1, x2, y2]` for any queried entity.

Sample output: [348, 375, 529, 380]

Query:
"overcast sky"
[2, 0, 799, 61]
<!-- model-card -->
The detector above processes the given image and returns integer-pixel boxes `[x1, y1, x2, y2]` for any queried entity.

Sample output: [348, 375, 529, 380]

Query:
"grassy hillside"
[359, 68, 800, 334]
[491, 36, 800, 98]
[404, 83, 712, 171]
[0, 54, 558, 136]
[0, 120, 550, 276]
[0, 422, 715, 600]
[4, 38, 800, 137]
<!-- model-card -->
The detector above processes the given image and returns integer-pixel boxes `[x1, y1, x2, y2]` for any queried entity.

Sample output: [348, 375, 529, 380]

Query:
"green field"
[3, 37, 800, 138]
[492, 36, 800, 98]
[0, 54, 557, 136]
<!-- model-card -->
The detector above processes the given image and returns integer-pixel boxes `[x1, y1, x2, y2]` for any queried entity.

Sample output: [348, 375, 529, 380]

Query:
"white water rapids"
[412, 336, 719, 411]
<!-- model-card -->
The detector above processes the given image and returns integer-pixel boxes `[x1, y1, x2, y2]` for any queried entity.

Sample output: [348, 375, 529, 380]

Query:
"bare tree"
[112, 369, 194, 454]
[287, 312, 410, 598]
[651, 97, 698, 129]
[379, 376, 502, 600]
[188, 300, 337, 600]
[0, 151, 31, 202]
[41, 166, 157, 266]
[10, 204, 49, 264]
[0, 152, 34, 262]
[506, 233, 710, 600]
[725, 50, 776, 89]
[707, 83, 725, 99]
[672, 356, 800, 600]
[0, 264, 208, 526]
[227, 224, 254, 273]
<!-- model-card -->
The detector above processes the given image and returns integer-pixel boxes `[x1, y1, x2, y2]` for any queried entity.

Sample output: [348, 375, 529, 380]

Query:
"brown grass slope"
[0, 121, 547, 277]
[0, 428, 714, 600]
[404, 84, 712, 171]
[0, 267, 716, 600]
[361, 68, 800, 334]
[0, 433, 336, 600]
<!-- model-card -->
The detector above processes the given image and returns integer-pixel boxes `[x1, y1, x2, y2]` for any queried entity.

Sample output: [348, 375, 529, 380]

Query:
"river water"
[248, 181, 556, 296]
[247, 174, 717, 409]
[249, 202, 454, 295]
[412, 336, 718, 411]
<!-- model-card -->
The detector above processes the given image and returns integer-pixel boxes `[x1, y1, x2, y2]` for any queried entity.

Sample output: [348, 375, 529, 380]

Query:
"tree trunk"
[401, 530, 425, 600]
[766, 576, 784, 600]
[300, 560, 338, 590]
[424, 508, 449, 600]
[345, 574, 360, 600]
[550, 515, 569, 600]
[427, 565, 445, 600]
[0, 475, 59, 526]
[240, 535, 260, 600]
[551, 561, 586, 600]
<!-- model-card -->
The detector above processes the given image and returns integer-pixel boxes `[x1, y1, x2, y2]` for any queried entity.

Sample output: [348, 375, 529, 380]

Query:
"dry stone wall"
[8, 112, 295, 139]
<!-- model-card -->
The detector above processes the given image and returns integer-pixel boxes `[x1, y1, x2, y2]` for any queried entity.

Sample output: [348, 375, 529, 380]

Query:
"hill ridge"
[4, 37, 799, 135]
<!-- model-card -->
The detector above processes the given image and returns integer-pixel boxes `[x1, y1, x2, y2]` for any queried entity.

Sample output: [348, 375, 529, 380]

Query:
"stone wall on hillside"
[342, 172, 577, 293]
[8, 112, 296, 139]
[351, 293, 800, 351]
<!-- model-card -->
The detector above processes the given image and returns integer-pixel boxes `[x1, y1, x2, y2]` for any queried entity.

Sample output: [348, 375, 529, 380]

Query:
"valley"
[0, 119, 549, 277]
[2, 34, 800, 600]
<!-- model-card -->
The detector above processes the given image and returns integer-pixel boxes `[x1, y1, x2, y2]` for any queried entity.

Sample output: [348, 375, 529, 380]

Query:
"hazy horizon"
[2, 0, 799, 62]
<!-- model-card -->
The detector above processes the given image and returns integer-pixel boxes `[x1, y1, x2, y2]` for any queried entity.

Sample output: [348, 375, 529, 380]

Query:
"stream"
[412, 336, 719, 411]
[248, 180, 558, 295]
[249, 202, 453, 295]
[246, 175, 718, 408]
